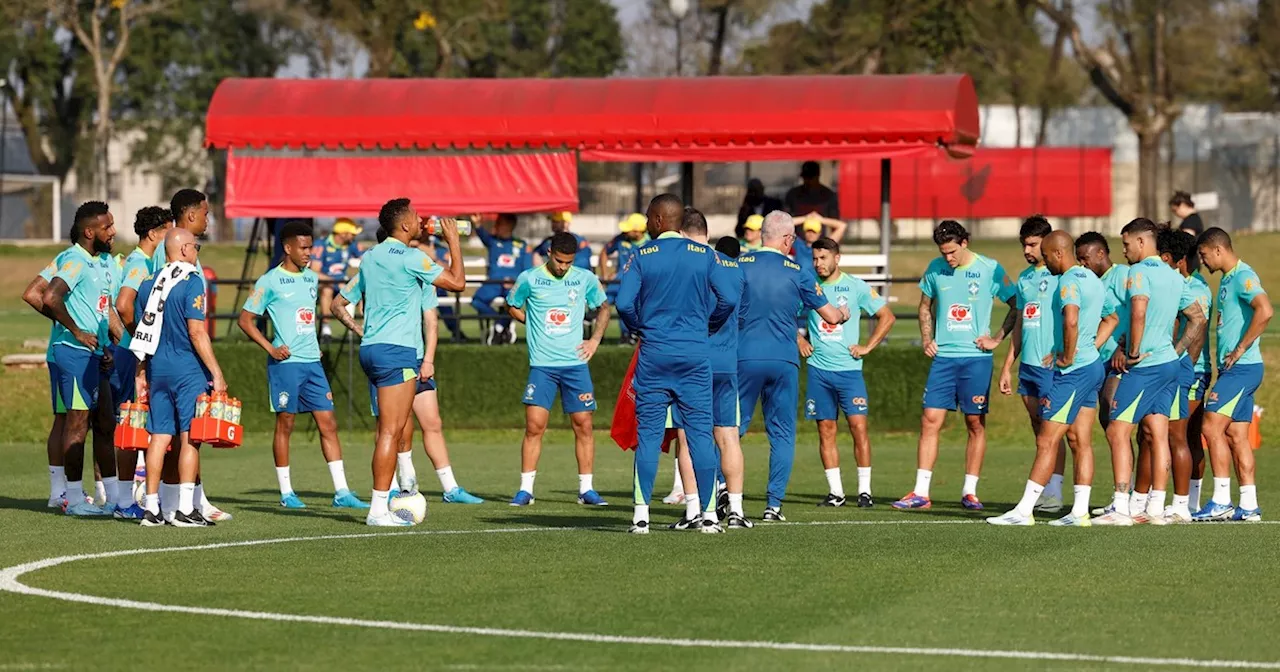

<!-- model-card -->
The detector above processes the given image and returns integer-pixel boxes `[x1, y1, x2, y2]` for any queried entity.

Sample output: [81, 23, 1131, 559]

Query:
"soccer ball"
[388, 492, 428, 525]
[133, 479, 146, 507]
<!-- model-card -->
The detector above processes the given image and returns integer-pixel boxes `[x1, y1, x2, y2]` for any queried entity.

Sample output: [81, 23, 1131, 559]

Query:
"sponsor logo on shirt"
[497, 254, 516, 268]
[544, 308, 572, 335]
[816, 319, 844, 341]
[1022, 301, 1041, 326]
[946, 303, 973, 331]
[96, 294, 110, 314]
[296, 307, 315, 334]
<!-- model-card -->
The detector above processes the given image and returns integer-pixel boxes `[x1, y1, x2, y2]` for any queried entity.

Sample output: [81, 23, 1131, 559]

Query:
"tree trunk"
[1137, 127, 1162, 220]
[1013, 105, 1023, 148]
[706, 4, 729, 76]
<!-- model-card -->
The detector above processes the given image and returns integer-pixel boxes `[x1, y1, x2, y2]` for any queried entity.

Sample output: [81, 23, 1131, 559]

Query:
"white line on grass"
[2, 525, 1278, 669]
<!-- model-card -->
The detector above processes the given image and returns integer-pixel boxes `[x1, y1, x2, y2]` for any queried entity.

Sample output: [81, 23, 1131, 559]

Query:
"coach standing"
[616, 194, 739, 534]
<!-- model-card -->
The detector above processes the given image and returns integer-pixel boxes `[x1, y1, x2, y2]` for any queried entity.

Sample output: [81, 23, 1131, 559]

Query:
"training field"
[2, 429, 1278, 671]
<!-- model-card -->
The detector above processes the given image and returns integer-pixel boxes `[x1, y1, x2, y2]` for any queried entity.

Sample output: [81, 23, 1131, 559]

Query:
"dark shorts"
[805, 367, 869, 420]
[524, 365, 595, 414]
[922, 356, 993, 415]
[269, 360, 335, 414]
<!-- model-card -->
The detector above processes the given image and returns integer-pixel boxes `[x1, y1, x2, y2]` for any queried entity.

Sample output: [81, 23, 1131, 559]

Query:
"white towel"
[128, 261, 199, 362]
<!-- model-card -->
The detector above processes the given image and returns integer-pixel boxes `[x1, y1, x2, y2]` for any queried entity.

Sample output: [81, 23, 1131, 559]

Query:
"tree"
[1034, 0, 1231, 218]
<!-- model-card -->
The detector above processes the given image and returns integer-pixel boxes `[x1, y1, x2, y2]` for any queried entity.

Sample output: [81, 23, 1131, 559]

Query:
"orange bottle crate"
[113, 402, 152, 451]
[189, 392, 244, 448]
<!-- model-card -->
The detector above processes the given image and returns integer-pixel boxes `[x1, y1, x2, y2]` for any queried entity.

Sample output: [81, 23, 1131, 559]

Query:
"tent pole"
[633, 163, 644, 213]
[680, 161, 694, 206]
[879, 158, 891, 278]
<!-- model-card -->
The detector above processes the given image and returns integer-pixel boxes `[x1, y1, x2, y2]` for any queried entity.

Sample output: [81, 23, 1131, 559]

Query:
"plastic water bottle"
[196, 393, 210, 417]
[209, 393, 225, 422]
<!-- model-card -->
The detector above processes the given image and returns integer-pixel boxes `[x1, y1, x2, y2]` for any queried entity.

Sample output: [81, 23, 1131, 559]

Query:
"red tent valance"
[206, 75, 979, 159]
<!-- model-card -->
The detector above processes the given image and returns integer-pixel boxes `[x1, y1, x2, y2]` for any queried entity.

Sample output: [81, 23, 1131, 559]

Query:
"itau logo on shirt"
[544, 308, 571, 334]
[947, 303, 973, 331]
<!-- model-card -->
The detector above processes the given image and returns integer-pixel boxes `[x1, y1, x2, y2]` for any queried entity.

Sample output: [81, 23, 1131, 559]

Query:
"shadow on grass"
[0, 496, 58, 514]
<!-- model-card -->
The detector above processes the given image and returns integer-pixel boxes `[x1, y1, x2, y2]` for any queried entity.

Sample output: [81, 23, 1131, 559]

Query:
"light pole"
[0, 78, 8, 231]
[668, 0, 693, 206]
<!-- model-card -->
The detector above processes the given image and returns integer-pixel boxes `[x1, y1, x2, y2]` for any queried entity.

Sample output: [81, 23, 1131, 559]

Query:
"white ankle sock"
[1213, 477, 1232, 505]
[1240, 484, 1259, 510]
[1146, 490, 1166, 516]
[1014, 480, 1044, 517]
[1188, 478, 1203, 511]
[1072, 485, 1091, 518]
[50, 466, 66, 499]
[329, 460, 349, 493]
[519, 470, 536, 495]
[178, 482, 195, 515]
[1113, 490, 1130, 517]
[276, 466, 293, 496]
[728, 492, 744, 516]
[578, 474, 593, 495]
[370, 489, 390, 517]
[1045, 473, 1064, 499]
[684, 491, 701, 520]
[396, 453, 418, 490]
[856, 467, 871, 496]
[101, 476, 119, 507]
[913, 469, 933, 498]
[824, 468, 844, 498]
[633, 504, 649, 524]
[435, 466, 458, 492]
[962, 474, 979, 497]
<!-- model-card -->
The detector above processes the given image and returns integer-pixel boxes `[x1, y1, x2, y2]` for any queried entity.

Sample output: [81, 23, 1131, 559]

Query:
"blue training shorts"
[109, 344, 137, 405]
[369, 366, 436, 417]
[1111, 360, 1179, 424]
[1206, 363, 1264, 423]
[922, 355, 992, 415]
[1040, 359, 1104, 426]
[805, 367, 868, 420]
[48, 358, 66, 414]
[1169, 356, 1195, 422]
[51, 343, 100, 412]
[671, 372, 739, 428]
[269, 360, 335, 414]
[1017, 362, 1054, 399]
[359, 343, 419, 389]
[1188, 371, 1212, 403]
[147, 373, 208, 435]
[524, 365, 595, 414]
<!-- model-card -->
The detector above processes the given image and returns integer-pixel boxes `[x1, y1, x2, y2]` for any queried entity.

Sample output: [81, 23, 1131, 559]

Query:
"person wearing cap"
[785, 161, 840, 220]
[475, 213, 532, 345]
[534, 211, 592, 270]
[740, 214, 764, 252]
[600, 213, 649, 344]
[737, 178, 783, 234]
[310, 218, 365, 341]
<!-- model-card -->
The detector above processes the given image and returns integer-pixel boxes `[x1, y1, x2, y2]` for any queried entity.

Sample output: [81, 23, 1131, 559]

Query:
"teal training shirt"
[805, 271, 886, 372]
[1098, 264, 1130, 361]
[1053, 266, 1104, 373]
[918, 253, 1016, 358]
[1125, 256, 1183, 368]
[116, 248, 153, 350]
[51, 245, 114, 355]
[1176, 273, 1212, 373]
[38, 255, 61, 363]
[242, 265, 323, 364]
[340, 239, 443, 354]
[1016, 264, 1058, 369]
[507, 265, 607, 368]
[1215, 260, 1266, 367]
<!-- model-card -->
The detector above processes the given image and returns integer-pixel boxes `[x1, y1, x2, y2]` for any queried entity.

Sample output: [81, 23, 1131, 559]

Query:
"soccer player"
[798, 237, 894, 508]
[1075, 232, 1130, 426]
[534, 211, 592, 270]
[739, 214, 763, 252]
[894, 220, 1016, 511]
[238, 220, 369, 510]
[1182, 236, 1216, 513]
[738, 211, 848, 522]
[988, 231, 1113, 526]
[505, 232, 610, 507]
[309, 218, 364, 342]
[1155, 228, 1211, 522]
[331, 199, 466, 526]
[130, 228, 228, 527]
[41, 202, 126, 517]
[474, 213, 531, 346]
[1094, 218, 1206, 526]
[616, 193, 739, 534]
[998, 216, 1068, 512]
[600, 213, 648, 345]
[1194, 227, 1271, 521]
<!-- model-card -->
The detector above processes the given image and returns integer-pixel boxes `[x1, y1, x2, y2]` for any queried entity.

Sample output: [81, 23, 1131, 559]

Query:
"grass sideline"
[1, 430, 1279, 670]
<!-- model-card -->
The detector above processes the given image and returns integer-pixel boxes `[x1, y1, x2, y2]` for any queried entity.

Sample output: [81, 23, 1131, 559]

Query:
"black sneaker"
[628, 520, 650, 535]
[856, 493, 874, 508]
[762, 507, 786, 522]
[484, 325, 499, 346]
[189, 509, 216, 526]
[171, 510, 209, 527]
[140, 510, 166, 527]
[668, 514, 702, 531]
[716, 488, 730, 520]
[726, 512, 754, 529]
[818, 493, 847, 507]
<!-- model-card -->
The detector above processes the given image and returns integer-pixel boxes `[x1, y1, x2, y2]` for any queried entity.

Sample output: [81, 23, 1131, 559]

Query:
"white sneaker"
[1048, 513, 1091, 527]
[366, 512, 413, 527]
[202, 503, 232, 522]
[1145, 509, 1169, 526]
[47, 494, 68, 510]
[1092, 511, 1134, 526]
[1033, 494, 1063, 513]
[1163, 507, 1193, 524]
[628, 521, 650, 535]
[1130, 511, 1152, 524]
[662, 491, 686, 505]
[986, 510, 1034, 526]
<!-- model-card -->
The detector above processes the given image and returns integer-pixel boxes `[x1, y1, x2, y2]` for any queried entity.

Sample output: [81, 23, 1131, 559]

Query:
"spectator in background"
[785, 161, 840, 220]
[1170, 191, 1204, 235]
[475, 213, 531, 346]
[740, 214, 764, 252]
[737, 178, 783, 237]
[600, 213, 649, 345]
[534, 211, 592, 270]
[310, 218, 365, 342]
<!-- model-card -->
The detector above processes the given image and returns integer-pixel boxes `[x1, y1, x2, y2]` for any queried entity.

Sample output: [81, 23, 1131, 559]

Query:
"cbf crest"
[967, 280, 980, 296]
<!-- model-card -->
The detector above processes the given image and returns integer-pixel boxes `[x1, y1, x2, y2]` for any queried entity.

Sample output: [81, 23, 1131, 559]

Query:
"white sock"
[178, 482, 195, 515]
[962, 474, 979, 497]
[703, 506, 718, 523]
[913, 469, 933, 498]
[1130, 491, 1149, 515]
[1014, 480, 1044, 517]
[1113, 490, 1130, 517]
[396, 453, 418, 491]
[670, 457, 683, 494]
[329, 460, 350, 493]
[160, 483, 178, 519]
[824, 468, 844, 498]
[684, 490, 701, 520]
[94, 479, 106, 503]
[728, 492, 744, 516]
[1045, 473, 1064, 499]
[1171, 494, 1190, 515]
[578, 474, 593, 495]
[435, 466, 458, 493]
[144, 493, 159, 515]
[1188, 479, 1203, 511]
[633, 504, 650, 524]
[1212, 477, 1232, 505]
[519, 470, 536, 496]
[370, 489, 390, 517]
[114, 478, 134, 508]
[102, 476, 120, 507]
[50, 466, 66, 498]
[196, 483, 210, 510]
[857, 467, 872, 496]
[1240, 484, 1259, 511]
[1072, 485, 1091, 518]
[67, 480, 83, 504]
[1146, 490, 1166, 517]
[276, 466, 293, 496]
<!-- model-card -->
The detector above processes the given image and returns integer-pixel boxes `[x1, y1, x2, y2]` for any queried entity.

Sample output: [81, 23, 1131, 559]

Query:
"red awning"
[224, 153, 578, 218]
[206, 75, 979, 159]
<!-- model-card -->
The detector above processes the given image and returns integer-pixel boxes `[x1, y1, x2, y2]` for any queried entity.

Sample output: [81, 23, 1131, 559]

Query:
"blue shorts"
[805, 367, 869, 420]
[269, 360, 335, 414]
[1041, 360, 1104, 426]
[51, 344, 100, 411]
[359, 344, 419, 388]
[671, 372, 739, 428]
[1188, 371, 1212, 404]
[147, 373, 208, 435]
[1206, 363, 1264, 423]
[369, 368, 436, 417]
[48, 359, 66, 414]
[1169, 357, 1196, 421]
[109, 345, 137, 405]
[524, 365, 595, 414]
[1017, 363, 1054, 399]
[922, 356, 993, 415]
[1112, 360, 1179, 423]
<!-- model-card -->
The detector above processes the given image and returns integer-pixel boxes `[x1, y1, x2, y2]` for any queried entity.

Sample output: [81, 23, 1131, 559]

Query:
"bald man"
[989, 232, 1116, 526]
